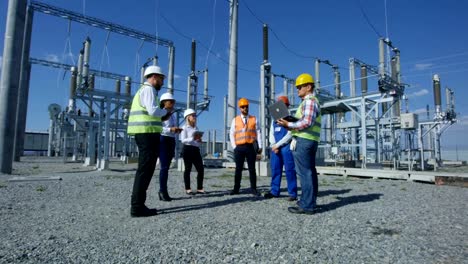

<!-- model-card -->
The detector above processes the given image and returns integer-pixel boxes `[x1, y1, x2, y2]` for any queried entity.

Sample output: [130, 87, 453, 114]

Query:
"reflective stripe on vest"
[234, 115, 257, 145]
[127, 85, 162, 134]
[292, 95, 321, 142]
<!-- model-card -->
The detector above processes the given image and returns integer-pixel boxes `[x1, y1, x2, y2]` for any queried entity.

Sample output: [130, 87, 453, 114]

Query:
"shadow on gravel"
[161, 196, 264, 214]
[277, 188, 352, 198]
[318, 189, 352, 197]
[109, 169, 137, 172]
[55, 169, 97, 174]
[172, 188, 269, 200]
[318, 193, 383, 213]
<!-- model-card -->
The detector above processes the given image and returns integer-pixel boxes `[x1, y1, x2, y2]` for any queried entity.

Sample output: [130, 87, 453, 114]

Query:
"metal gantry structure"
[257, 32, 457, 171]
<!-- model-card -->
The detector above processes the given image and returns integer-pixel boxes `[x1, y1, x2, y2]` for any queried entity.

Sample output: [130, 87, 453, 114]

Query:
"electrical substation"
[0, 0, 464, 184]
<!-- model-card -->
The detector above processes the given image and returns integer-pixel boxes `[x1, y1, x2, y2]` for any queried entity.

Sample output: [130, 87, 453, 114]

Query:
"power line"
[160, 13, 257, 74]
[405, 51, 468, 64]
[240, 0, 318, 60]
[356, 0, 383, 38]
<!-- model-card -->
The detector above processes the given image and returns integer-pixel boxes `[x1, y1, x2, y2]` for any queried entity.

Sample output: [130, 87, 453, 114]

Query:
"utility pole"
[226, 0, 238, 158]
[0, 0, 27, 174]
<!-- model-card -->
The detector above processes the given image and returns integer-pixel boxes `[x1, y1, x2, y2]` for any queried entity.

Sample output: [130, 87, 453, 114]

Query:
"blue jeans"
[292, 137, 318, 211]
[270, 145, 297, 198]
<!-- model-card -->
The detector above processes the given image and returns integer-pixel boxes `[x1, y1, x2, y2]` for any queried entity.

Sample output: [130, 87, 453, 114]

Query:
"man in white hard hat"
[127, 65, 172, 217]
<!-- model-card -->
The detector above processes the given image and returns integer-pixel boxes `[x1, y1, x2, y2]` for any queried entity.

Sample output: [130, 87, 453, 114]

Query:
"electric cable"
[154, 0, 160, 54]
[98, 31, 112, 89]
[356, 0, 383, 38]
[205, 0, 218, 69]
[160, 13, 257, 74]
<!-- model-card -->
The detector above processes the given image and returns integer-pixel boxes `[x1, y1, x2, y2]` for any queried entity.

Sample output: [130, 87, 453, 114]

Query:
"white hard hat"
[184, 108, 196, 119]
[144, 65, 165, 78]
[160, 92, 175, 102]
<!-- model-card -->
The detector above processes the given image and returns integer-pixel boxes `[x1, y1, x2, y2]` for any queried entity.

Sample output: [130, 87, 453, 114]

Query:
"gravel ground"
[0, 156, 467, 263]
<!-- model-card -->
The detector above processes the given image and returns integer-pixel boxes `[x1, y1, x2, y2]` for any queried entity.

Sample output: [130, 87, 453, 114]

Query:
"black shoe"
[251, 189, 260, 197]
[264, 192, 278, 199]
[287, 196, 297, 201]
[288, 206, 318, 215]
[229, 190, 239, 195]
[158, 191, 172, 202]
[131, 206, 158, 217]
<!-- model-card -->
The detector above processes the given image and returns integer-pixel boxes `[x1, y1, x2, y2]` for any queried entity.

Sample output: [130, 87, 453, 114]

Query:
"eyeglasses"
[296, 85, 306, 90]
[240, 106, 249, 109]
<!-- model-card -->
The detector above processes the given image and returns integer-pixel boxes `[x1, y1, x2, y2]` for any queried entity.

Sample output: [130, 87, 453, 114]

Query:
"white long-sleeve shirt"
[229, 114, 262, 149]
[180, 123, 201, 148]
[161, 113, 177, 137]
[269, 121, 292, 148]
[139, 82, 168, 117]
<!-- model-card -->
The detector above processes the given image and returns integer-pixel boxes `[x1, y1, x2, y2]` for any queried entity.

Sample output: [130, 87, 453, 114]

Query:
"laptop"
[268, 101, 299, 122]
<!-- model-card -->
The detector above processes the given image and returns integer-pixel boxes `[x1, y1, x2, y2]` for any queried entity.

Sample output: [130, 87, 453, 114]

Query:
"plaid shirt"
[288, 94, 319, 130]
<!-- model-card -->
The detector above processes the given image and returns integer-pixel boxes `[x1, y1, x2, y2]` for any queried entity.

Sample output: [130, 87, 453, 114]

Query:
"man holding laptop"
[276, 73, 321, 215]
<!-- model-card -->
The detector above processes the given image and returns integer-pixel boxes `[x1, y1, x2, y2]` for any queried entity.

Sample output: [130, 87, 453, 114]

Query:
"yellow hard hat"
[238, 98, 249, 107]
[295, 73, 315, 87]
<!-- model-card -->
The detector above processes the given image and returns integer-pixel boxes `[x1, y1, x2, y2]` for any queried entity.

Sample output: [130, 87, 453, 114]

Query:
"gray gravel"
[0, 157, 467, 263]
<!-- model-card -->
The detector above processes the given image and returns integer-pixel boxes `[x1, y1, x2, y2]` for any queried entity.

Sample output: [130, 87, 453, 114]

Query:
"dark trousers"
[131, 133, 160, 210]
[159, 136, 175, 193]
[233, 143, 257, 192]
[182, 145, 204, 190]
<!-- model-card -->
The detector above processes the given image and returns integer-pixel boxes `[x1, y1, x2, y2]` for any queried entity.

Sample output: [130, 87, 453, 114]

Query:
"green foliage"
[36, 185, 46, 192]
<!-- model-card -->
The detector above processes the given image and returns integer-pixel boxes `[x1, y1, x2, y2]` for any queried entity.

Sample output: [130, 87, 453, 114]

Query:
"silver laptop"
[268, 101, 299, 122]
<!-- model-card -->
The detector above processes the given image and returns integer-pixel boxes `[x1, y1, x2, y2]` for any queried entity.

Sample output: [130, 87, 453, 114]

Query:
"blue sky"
[1, 0, 467, 149]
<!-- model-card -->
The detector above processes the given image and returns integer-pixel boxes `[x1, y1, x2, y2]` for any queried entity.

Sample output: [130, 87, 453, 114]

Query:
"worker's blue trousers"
[270, 145, 297, 198]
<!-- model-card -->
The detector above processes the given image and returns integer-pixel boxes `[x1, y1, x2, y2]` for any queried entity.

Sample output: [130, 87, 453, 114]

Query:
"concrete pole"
[289, 81, 295, 107]
[227, 0, 238, 151]
[212, 129, 216, 155]
[314, 59, 320, 93]
[378, 38, 385, 78]
[349, 59, 357, 160]
[168, 46, 175, 94]
[223, 95, 228, 152]
[0, 0, 27, 174]
[47, 119, 55, 157]
[270, 75, 275, 104]
[207, 130, 211, 156]
[13, 5, 33, 161]
[204, 70, 209, 101]
[283, 78, 288, 100]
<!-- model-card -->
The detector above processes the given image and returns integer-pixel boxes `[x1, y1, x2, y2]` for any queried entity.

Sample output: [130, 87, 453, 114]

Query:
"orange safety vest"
[234, 115, 257, 145]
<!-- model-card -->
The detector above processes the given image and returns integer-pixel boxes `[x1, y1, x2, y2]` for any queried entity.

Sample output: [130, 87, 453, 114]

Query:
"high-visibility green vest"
[127, 85, 163, 135]
[291, 94, 321, 142]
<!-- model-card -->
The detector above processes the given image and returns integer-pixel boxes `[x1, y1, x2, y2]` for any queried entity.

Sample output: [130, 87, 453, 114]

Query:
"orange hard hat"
[277, 96, 290, 107]
[238, 98, 249, 107]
